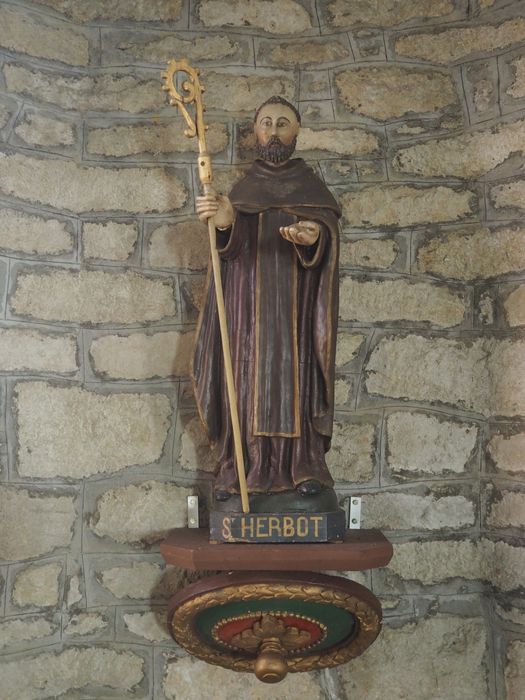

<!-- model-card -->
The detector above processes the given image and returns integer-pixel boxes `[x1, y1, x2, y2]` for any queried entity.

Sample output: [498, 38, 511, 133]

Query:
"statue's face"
[254, 103, 300, 147]
[254, 104, 299, 164]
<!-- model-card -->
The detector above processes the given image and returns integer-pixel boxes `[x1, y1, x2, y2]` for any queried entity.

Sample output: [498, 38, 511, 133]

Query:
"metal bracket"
[349, 497, 362, 529]
[187, 495, 199, 529]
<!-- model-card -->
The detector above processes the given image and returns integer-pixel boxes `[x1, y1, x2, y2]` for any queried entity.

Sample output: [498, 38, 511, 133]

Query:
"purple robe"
[191, 158, 341, 494]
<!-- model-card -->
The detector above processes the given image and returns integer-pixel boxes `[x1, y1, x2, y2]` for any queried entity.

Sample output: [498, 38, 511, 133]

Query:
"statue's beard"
[256, 135, 297, 163]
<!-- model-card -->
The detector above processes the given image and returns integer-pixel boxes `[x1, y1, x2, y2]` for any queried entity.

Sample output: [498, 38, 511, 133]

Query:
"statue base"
[210, 487, 345, 543]
[167, 570, 383, 683]
[209, 510, 346, 543]
[161, 528, 392, 682]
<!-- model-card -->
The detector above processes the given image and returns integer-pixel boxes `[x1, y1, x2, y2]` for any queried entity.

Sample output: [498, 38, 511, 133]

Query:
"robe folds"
[191, 158, 341, 494]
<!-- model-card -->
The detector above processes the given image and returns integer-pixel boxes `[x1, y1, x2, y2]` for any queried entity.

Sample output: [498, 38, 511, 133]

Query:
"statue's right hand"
[196, 194, 234, 228]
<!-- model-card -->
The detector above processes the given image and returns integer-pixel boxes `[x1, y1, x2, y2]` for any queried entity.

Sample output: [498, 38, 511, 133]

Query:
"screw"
[352, 499, 359, 505]
[351, 518, 358, 524]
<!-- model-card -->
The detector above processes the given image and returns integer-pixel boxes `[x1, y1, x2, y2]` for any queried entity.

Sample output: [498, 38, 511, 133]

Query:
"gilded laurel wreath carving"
[170, 582, 381, 673]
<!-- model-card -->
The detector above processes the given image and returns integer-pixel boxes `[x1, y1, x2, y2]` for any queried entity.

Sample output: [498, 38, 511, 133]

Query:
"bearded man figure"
[193, 96, 341, 504]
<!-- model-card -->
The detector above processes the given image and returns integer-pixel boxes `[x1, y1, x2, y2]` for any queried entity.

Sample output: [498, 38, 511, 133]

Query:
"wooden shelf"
[160, 528, 393, 572]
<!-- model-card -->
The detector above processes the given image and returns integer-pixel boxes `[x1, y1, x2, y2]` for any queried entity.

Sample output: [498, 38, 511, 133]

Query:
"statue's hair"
[253, 96, 301, 124]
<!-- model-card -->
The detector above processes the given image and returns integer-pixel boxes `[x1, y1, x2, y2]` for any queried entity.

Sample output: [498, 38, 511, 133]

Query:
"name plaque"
[209, 510, 346, 544]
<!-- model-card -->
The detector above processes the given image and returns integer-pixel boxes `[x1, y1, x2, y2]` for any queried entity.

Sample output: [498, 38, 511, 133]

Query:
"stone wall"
[0, 0, 524, 698]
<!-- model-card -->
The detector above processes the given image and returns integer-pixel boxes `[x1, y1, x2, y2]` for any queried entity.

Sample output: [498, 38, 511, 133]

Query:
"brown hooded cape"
[191, 158, 341, 494]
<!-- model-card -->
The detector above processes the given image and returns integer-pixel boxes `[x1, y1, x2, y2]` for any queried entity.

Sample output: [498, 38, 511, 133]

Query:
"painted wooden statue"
[194, 96, 341, 504]
[161, 62, 391, 684]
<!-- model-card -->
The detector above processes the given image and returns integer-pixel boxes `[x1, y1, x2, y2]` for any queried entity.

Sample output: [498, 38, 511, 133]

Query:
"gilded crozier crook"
[162, 59, 250, 513]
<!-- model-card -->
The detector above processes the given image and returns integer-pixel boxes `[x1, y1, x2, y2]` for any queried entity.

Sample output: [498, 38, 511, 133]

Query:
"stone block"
[417, 225, 525, 281]
[487, 490, 525, 529]
[300, 70, 331, 101]
[319, 160, 357, 185]
[336, 332, 366, 368]
[335, 65, 457, 121]
[393, 118, 525, 179]
[89, 480, 193, 546]
[3, 63, 164, 114]
[0, 151, 187, 214]
[0, 327, 77, 374]
[362, 490, 475, 531]
[0, 616, 58, 650]
[12, 562, 62, 608]
[340, 238, 398, 270]
[0, 485, 77, 561]
[323, 0, 458, 29]
[327, 416, 377, 483]
[15, 382, 171, 479]
[0, 207, 74, 256]
[0, 98, 15, 131]
[506, 54, 525, 99]
[505, 640, 525, 700]
[340, 185, 475, 228]
[356, 159, 389, 182]
[366, 335, 525, 417]
[180, 274, 207, 319]
[163, 656, 322, 700]
[495, 603, 525, 627]
[386, 538, 524, 591]
[90, 330, 193, 380]
[123, 610, 170, 643]
[339, 616, 488, 700]
[339, 277, 465, 327]
[349, 29, 387, 61]
[477, 291, 496, 326]
[488, 431, 525, 475]
[462, 59, 500, 123]
[31, 0, 183, 22]
[13, 110, 77, 149]
[491, 178, 525, 213]
[492, 541, 525, 591]
[298, 100, 335, 124]
[86, 555, 198, 604]
[101, 29, 250, 66]
[86, 120, 228, 158]
[504, 285, 525, 327]
[64, 611, 110, 638]
[0, 647, 144, 699]
[0, 4, 90, 66]
[199, 70, 295, 112]
[197, 0, 313, 34]
[66, 574, 82, 608]
[334, 376, 353, 406]
[394, 17, 525, 64]
[500, 48, 525, 113]
[386, 411, 478, 476]
[256, 36, 350, 67]
[10, 268, 176, 324]
[387, 538, 484, 585]
[94, 559, 166, 602]
[147, 220, 209, 271]
[82, 221, 138, 261]
[178, 414, 216, 473]
[297, 126, 379, 157]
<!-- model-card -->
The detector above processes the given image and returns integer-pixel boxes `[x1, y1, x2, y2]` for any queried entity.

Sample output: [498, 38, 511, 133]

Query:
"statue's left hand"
[279, 220, 320, 246]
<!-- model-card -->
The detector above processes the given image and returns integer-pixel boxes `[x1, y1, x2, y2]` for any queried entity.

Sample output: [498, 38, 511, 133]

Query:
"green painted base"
[167, 570, 383, 682]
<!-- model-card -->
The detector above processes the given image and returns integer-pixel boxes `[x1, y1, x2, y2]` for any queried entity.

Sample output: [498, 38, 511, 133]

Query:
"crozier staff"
[194, 96, 341, 502]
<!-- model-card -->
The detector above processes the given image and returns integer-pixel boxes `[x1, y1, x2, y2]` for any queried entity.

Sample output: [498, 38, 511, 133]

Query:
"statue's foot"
[296, 479, 322, 497]
[214, 490, 232, 502]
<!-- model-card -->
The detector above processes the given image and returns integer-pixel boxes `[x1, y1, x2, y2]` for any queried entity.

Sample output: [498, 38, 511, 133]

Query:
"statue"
[161, 67, 391, 684]
[193, 96, 341, 504]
